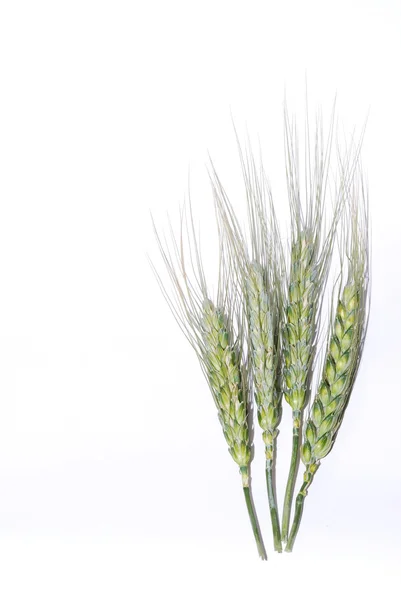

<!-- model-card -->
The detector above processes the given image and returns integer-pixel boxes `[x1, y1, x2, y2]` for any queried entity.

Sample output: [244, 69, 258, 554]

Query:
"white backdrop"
[0, 1, 400, 598]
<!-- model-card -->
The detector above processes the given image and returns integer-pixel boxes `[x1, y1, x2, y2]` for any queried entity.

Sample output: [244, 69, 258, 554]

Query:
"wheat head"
[285, 174, 370, 552]
[151, 199, 267, 558]
[301, 183, 370, 480]
[247, 263, 281, 462]
[281, 108, 343, 541]
[201, 298, 251, 483]
[209, 140, 284, 551]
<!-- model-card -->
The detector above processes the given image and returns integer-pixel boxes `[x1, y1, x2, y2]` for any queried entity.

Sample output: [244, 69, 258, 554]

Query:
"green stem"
[242, 483, 267, 560]
[265, 463, 282, 552]
[281, 416, 301, 543]
[285, 481, 308, 552]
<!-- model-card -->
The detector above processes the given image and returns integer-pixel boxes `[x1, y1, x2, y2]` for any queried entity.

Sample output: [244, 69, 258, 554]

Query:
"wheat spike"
[210, 139, 284, 552]
[247, 263, 281, 461]
[151, 201, 267, 559]
[201, 299, 251, 476]
[285, 176, 370, 551]
[247, 262, 283, 552]
[284, 231, 316, 415]
[281, 106, 342, 543]
[302, 284, 362, 465]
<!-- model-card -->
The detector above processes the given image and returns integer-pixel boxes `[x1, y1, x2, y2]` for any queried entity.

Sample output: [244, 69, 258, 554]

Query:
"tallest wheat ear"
[281, 111, 341, 543]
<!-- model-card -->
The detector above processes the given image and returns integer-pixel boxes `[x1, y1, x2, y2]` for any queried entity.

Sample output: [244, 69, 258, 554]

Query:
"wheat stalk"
[151, 202, 267, 559]
[247, 262, 283, 551]
[210, 140, 285, 552]
[285, 177, 370, 551]
[280, 107, 345, 543]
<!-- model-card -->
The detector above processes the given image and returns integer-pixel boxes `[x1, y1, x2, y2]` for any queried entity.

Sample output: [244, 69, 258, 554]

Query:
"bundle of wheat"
[152, 106, 369, 557]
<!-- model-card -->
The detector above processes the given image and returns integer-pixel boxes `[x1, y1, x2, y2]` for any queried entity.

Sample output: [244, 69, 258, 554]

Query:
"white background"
[0, 1, 400, 598]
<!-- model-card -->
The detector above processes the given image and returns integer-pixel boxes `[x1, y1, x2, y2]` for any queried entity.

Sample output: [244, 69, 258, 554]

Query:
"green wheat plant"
[210, 143, 285, 552]
[151, 204, 267, 559]
[280, 111, 346, 543]
[285, 179, 370, 551]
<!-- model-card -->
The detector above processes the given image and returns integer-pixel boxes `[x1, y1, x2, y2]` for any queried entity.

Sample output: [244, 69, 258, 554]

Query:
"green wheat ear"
[247, 262, 283, 552]
[151, 202, 267, 560]
[210, 139, 285, 553]
[201, 299, 250, 478]
[281, 107, 345, 544]
[247, 262, 281, 464]
[302, 283, 361, 464]
[286, 177, 370, 552]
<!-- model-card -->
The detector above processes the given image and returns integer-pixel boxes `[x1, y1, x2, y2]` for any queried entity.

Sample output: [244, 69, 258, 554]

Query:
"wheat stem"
[266, 460, 282, 552]
[285, 479, 310, 552]
[281, 416, 301, 542]
[242, 472, 268, 560]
